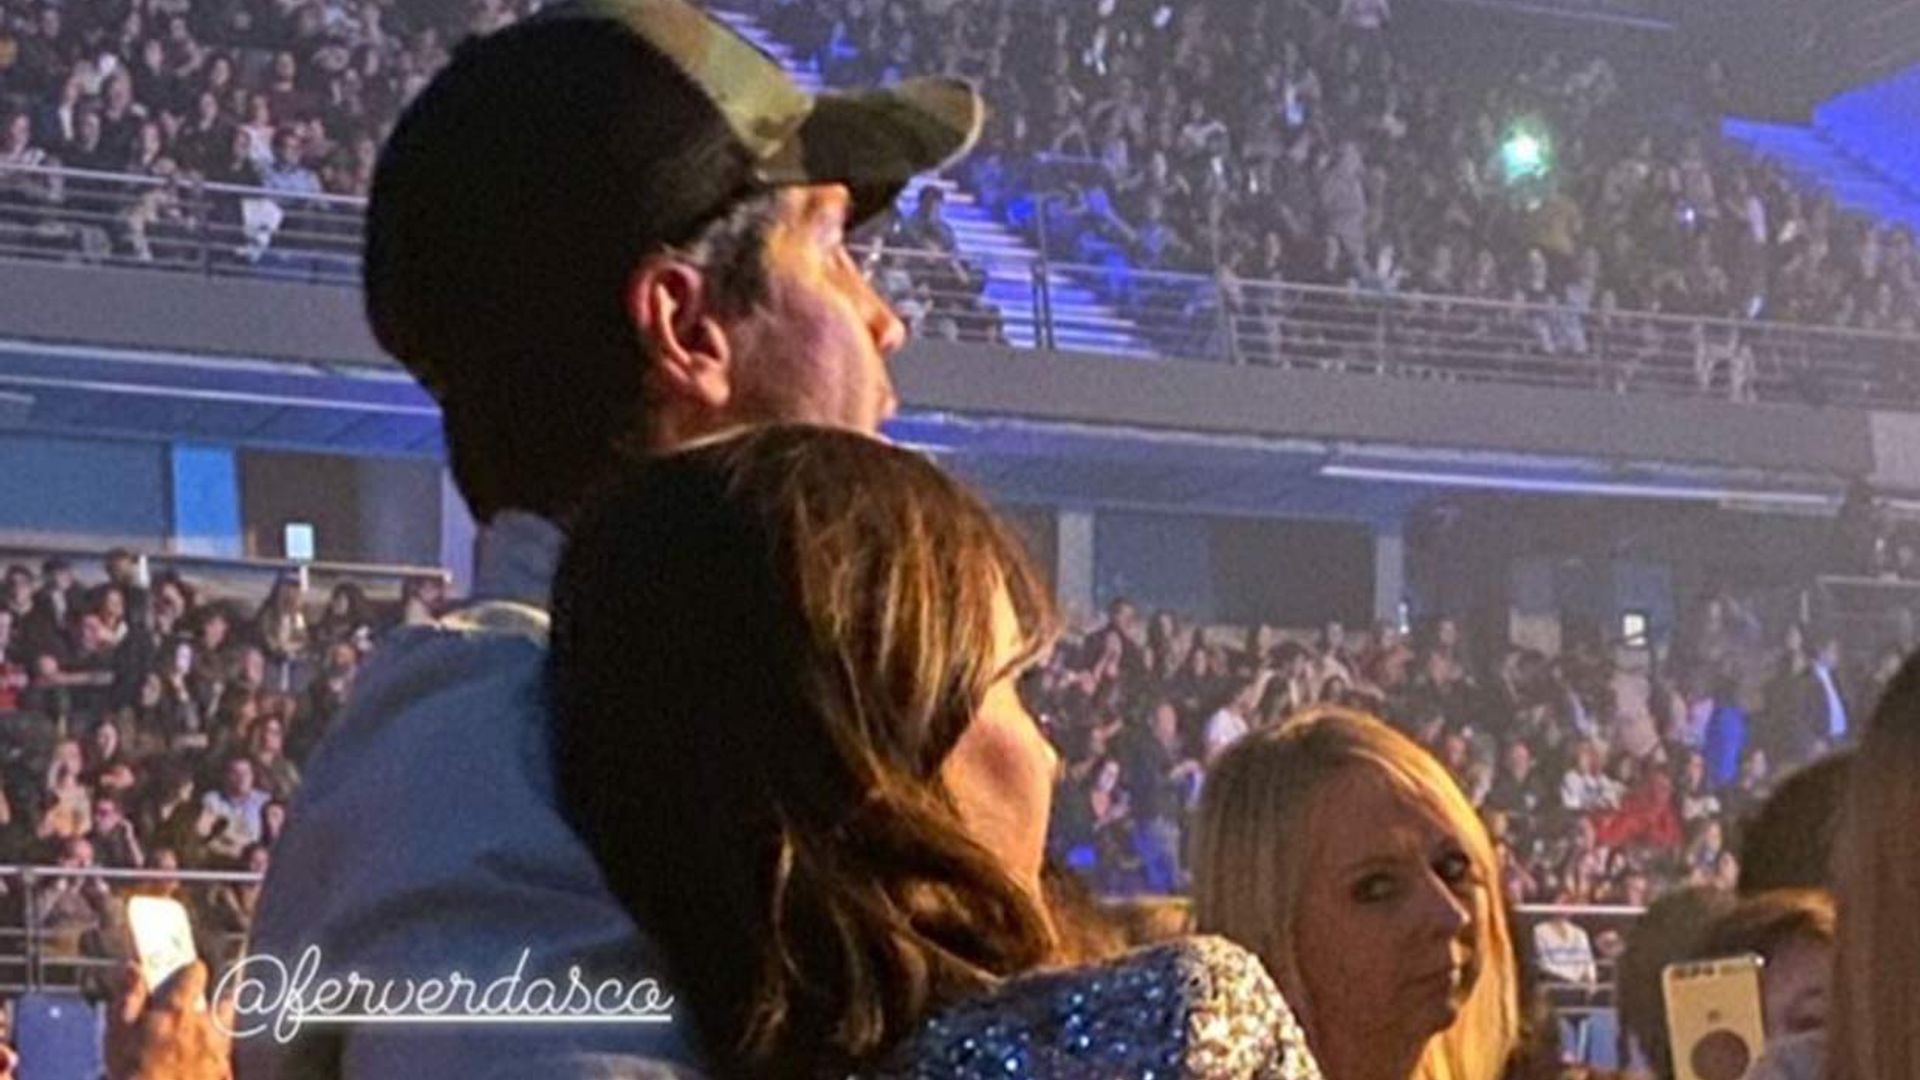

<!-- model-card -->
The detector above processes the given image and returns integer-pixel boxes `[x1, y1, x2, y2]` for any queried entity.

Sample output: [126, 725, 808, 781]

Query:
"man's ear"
[628, 257, 735, 410]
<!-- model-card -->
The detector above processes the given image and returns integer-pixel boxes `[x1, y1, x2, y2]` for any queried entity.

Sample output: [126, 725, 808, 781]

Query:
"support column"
[1373, 521, 1406, 628]
[438, 469, 478, 599]
[1055, 508, 1096, 633]
[168, 443, 242, 557]
[1509, 556, 1562, 657]
[354, 459, 444, 567]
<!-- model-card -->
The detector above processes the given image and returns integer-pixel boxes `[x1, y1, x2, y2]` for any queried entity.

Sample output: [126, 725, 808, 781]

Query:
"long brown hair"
[1829, 654, 1920, 1080]
[1191, 707, 1520, 1080]
[549, 426, 1059, 1077]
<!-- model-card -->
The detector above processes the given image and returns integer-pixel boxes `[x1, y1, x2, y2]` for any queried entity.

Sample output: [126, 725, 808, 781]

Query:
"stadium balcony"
[3, 160, 1919, 408]
[0, 157, 1906, 528]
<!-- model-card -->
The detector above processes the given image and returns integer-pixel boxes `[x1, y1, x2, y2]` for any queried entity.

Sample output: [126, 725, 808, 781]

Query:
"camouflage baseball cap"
[530, 0, 984, 233]
[364, 0, 985, 405]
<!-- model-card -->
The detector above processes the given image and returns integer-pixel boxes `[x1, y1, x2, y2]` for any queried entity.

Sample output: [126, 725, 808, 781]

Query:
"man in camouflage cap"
[225, 1, 980, 1076]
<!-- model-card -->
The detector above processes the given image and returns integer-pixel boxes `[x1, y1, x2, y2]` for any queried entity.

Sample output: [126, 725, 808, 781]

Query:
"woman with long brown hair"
[549, 426, 1322, 1079]
[1191, 707, 1522, 1080]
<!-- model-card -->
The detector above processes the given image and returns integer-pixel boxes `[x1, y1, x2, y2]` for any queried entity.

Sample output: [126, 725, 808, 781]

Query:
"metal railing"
[1511, 902, 1642, 1007]
[0, 544, 451, 596]
[1805, 573, 1920, 657]
[0, 865, 258, 996]
[1424, 0, 1678, 30]
[0, 160, 361, 285]
[7, 160, 1920, 409]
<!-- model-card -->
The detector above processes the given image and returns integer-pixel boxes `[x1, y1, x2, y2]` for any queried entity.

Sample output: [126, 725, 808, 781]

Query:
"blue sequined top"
[861, 936, 1324, 1080]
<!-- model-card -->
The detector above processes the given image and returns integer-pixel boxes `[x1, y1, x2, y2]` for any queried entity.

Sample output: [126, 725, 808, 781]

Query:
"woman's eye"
[1352, 874, 1398, 903]
[1436, 850, 1476, 886]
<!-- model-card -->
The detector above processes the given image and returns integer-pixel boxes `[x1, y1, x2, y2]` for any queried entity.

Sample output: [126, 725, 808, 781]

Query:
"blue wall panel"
[1094, 511, 1218, 620]
[170, 444, 242, 556]
[0, 433, 168, 545]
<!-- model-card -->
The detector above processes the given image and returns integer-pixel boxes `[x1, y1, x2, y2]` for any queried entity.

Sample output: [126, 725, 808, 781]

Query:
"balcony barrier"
[6, 160, 1918, 410]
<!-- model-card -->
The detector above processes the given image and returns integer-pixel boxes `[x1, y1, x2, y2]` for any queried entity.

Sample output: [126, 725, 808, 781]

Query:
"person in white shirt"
[1559, 740, 1623, 812]
[196, 755, 268, 861]
[1532, 913, 1598, 989]
[1205, 672, 1275, 764]
[1533, 907, 1601, 1062]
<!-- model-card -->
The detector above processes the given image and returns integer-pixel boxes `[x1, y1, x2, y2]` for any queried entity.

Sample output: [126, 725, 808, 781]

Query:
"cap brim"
[754, 76, 986, 229]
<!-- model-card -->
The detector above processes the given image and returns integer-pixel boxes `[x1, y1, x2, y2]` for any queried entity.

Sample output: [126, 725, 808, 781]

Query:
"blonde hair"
[1829, 658, 1920, 1080]
[1191, 706, 1520, 1080]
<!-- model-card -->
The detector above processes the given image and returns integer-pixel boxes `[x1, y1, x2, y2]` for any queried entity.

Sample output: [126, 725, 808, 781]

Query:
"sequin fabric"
[860, 936, 1324, 1080]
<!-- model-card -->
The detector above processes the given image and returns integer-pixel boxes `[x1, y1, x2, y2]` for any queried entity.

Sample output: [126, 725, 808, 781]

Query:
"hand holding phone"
[1663, 955, 1767, 1080]
[126, 896, 197, 999]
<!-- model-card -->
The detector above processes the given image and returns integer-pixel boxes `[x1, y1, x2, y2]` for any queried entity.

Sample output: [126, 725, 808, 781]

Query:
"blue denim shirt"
[239, 513, 703, 1079]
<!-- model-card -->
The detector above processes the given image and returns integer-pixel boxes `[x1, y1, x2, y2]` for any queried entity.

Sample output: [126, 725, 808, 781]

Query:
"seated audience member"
[1594, 763, 1682, 851]
[206, 843, 271, 941]
[34, 836, 118, 961]
[196, 755, 267, 862]
[296, 640, 359, 760]
[1532, 905, 1598, 996]
[87, 794, 145, 870]
[248, 714, 301, 800]
[0, 610, 28, 714]
[550, 426, 1325, 1078]
[140, 767, 205, 863]
[1701, 674, 1749, 789]
[1559, 740, 1623, 812]
[253, 575, 309, 685]
[1204, 674, 1272, 764]
[1191, 707, 1519, 1080]
[38, 738, 94, 842]
[1753, 654, 1920, 1080]
[1484, 738, 1550, 824]
[313, 583, 375, 650]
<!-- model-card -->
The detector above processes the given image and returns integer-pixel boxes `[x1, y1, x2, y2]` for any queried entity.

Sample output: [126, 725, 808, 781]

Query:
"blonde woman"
[1193, 707, 1521, 1080]
[1751, 653, 1920, 1080]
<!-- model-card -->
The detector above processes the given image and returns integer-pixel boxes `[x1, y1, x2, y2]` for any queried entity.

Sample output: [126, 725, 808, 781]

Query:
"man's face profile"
[715, 184, 908, 438]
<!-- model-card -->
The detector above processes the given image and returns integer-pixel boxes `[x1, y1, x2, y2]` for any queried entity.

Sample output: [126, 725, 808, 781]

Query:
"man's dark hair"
[1737, 751, 1850, 895]
[1616, 886, 1737, 1080]
[365, 18, 776, 523]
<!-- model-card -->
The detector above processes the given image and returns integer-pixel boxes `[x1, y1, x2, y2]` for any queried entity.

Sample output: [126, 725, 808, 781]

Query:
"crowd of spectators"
[1828, 481, 1920, 582]
[867, 183, 1010, 345]
[1033, 593, 1874, 917]
[750, 0, 1920, 398]
[0, 539, 1875, 972]
[1, 0, 1918, 390]
[0, 0, 505, 261]
[0, 548, 443, 980]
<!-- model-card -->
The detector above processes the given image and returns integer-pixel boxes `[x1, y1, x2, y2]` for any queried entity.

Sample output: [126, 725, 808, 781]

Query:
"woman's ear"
[629, 257, 736, 412]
